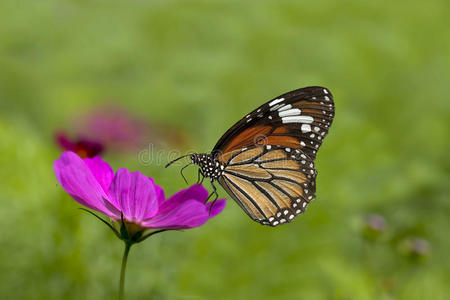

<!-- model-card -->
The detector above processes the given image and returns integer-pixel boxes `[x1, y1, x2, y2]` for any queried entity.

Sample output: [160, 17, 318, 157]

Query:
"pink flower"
[54, 151, 225, 240]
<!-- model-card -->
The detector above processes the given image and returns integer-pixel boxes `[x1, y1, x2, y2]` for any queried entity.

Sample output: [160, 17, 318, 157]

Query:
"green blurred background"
[1, 0, 449, 299]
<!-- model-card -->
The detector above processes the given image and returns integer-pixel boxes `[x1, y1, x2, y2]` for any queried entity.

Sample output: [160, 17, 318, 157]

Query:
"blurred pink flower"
[55, 131, 104, 158]
[365, 214, 387, 232]
[55, 105, 189, 156]
[362, 214, 387, 240]
[54, 151, 225, 236]
[402, 237, 431, 260]
[74, 106, 150, 152]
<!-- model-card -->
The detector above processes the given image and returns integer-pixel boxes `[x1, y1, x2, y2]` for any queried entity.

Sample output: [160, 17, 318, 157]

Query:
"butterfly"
[167, 86, 335, 226]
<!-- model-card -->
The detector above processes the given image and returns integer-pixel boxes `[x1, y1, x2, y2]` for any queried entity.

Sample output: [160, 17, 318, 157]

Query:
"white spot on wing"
[277, 104, 292, 112]
[279, 108, 301, 117]
[282, 116, 314, 124]
[270, 104, 284, 111]
[301, 124, 312, 133]
[269, 98, 284, 106]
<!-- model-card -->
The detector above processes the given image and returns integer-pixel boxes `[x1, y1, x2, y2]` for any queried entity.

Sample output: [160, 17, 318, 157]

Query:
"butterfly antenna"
[165, 154, 190, 168]
[180, 162, 193, 185]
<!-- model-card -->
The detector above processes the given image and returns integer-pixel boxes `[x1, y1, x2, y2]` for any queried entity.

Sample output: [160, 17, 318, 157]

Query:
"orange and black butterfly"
[167, 86, 335, 227]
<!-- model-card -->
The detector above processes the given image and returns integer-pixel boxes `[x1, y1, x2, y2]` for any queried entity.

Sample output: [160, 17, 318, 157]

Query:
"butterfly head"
[191, 153, 224, 180]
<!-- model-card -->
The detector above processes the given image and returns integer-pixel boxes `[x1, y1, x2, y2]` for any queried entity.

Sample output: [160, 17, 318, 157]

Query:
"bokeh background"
[1, 0, 449, 299]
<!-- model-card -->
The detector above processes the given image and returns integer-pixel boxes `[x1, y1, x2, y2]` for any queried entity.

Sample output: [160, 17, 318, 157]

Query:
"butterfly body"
[191, 153, 225, 180]
[177, 86, 334, 227]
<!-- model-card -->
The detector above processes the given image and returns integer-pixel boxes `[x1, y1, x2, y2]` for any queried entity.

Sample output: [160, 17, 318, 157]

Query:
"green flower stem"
[119, 242, 132, 300]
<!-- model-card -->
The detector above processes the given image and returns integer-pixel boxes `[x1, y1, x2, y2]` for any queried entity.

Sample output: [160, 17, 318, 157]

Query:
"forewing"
[213, 86, 335, 161]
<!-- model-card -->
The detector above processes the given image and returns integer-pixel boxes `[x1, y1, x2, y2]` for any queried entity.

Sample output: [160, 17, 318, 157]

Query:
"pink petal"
[162, 184, 208, 212]
[141, 200, 210, 229]
[144, 177, 165, 219]
[142, 198, 226, 229]
[206, 199, 226, 218]
[83, 156, 114, 192]
[108, 169, 159, 222]
[54, 151, 119, 217]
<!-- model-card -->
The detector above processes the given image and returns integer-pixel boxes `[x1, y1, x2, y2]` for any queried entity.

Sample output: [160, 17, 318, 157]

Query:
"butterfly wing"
[213, 86, 334, 226]
[217, 145, 317, 226]
[212, 86, 334, 161]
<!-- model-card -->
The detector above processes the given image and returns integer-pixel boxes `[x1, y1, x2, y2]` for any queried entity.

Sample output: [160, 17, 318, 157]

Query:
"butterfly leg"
[196, 169, 205, 184]
[206, 180, 219, 215]
[196, 169, 201, 184]
[180, 163, 193, 185]
[200, 173, 205, 184]
[205, 184, 218, 203]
